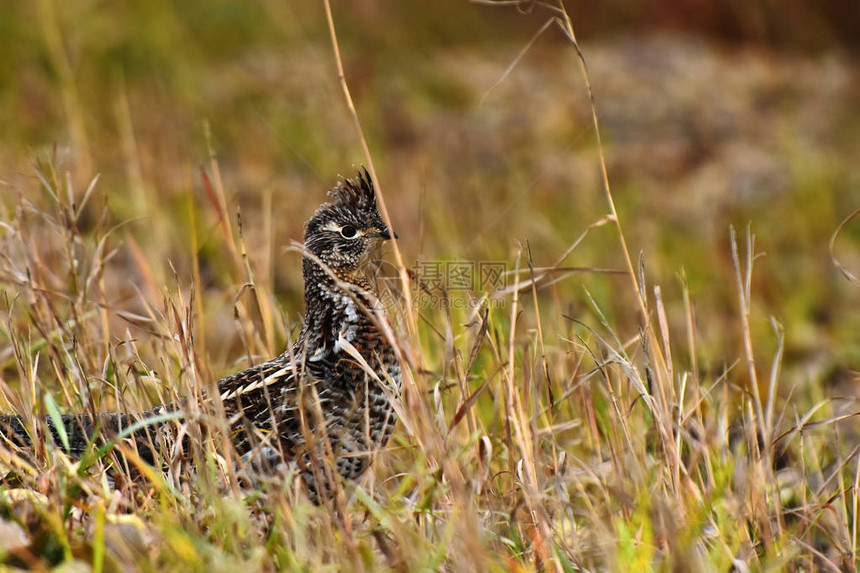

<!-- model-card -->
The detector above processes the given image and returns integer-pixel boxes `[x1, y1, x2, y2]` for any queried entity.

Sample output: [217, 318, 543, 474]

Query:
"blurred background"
[1, 0, 859, 398]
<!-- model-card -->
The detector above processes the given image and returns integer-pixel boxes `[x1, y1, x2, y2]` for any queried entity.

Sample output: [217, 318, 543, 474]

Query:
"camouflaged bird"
[0, 169, 401, 500]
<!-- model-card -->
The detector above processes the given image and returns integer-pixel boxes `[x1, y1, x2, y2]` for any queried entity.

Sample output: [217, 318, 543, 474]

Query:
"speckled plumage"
[0, 169, 401, 500]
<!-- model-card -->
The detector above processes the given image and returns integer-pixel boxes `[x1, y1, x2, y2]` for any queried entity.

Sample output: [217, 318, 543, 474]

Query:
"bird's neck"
[303, 257, 376, 296]
[301, 256, 378, 331]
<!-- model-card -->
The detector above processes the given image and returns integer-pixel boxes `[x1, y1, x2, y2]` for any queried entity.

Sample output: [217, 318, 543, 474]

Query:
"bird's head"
[304, 168, 396, 279]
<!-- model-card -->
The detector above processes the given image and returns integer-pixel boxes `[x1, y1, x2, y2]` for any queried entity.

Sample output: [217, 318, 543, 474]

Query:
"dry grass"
[1, 1, 859, 571]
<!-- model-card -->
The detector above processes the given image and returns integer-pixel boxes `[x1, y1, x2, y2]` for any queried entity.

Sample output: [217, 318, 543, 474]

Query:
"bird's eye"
[340, 225, 358, 238]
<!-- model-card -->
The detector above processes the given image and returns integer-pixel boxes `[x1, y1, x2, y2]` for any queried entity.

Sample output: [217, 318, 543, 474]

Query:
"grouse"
[0, 169, 401, 501]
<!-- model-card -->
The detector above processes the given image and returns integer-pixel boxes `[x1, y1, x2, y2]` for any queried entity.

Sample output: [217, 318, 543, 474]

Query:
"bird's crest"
[329, 167, 377, 211]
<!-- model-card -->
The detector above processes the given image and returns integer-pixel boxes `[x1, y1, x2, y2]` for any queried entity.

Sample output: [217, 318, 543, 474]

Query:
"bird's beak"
[378, 227, 398, 240]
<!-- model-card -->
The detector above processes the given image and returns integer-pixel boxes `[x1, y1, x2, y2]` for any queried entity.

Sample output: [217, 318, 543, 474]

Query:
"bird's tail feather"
[0, 412, 160, 461]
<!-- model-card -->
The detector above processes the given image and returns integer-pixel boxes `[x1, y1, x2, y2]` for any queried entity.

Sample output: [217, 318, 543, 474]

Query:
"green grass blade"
[44, 392, 70, 452]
